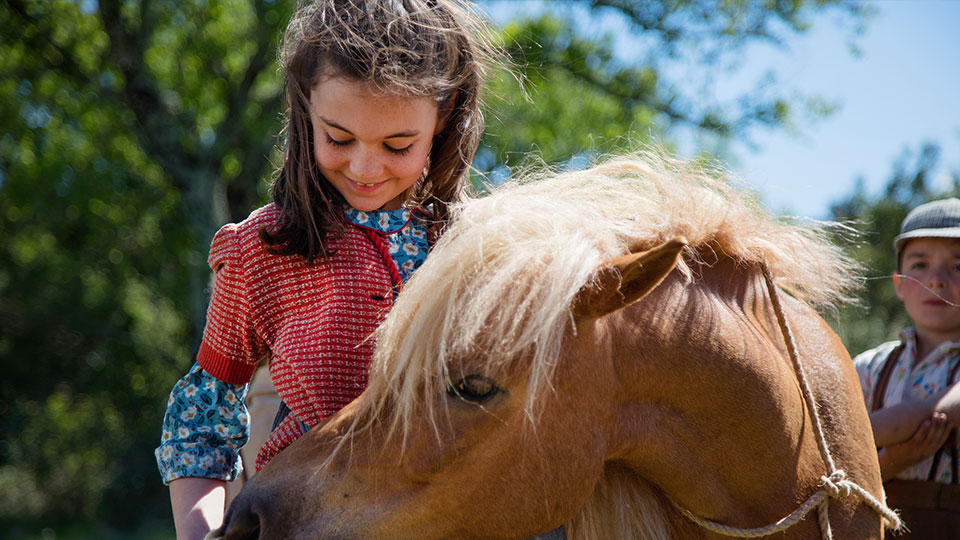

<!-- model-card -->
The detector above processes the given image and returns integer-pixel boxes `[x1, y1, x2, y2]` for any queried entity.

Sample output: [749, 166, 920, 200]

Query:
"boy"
[854, 197, 960, 538]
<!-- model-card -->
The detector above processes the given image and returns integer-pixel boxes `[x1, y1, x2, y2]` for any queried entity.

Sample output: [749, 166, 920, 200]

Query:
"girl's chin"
[373, 196, 406, 211]
[343, 189, 406, 212]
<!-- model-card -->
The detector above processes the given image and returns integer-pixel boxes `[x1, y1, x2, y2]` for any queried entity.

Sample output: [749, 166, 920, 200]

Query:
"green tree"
[476, 0, 866, 170]
[0, 0, 867, 534]
[1, 0, 292, 532]
[831, 143, 960, 357]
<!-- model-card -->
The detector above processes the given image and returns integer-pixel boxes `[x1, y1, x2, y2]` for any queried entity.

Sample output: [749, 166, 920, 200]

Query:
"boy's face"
[895, 237, 960, 339]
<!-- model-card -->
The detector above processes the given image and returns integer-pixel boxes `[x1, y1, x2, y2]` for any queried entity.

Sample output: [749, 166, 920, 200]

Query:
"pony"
[210, 151, 898, 539]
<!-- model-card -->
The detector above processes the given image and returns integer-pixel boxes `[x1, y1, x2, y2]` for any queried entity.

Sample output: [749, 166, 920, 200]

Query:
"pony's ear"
[574, 237, 687, 320]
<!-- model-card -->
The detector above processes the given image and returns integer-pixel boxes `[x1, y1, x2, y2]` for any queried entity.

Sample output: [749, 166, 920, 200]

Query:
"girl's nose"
[349, 148, 384, 181]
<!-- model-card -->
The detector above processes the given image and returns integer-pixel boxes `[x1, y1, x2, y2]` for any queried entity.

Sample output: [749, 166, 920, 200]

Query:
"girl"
[155, 1, 495, 538]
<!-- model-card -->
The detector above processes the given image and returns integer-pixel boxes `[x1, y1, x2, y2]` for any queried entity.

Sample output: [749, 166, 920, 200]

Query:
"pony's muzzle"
[208, 497, 263, 540]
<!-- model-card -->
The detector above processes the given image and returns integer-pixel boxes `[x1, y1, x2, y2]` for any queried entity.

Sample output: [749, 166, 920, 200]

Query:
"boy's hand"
[872, 381, 960, 447]
[878, 412, 953, 482]
[938, 379, 960, 419]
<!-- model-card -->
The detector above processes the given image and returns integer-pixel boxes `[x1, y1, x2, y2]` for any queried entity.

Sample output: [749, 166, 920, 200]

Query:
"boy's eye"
[910, 262, 927, 271]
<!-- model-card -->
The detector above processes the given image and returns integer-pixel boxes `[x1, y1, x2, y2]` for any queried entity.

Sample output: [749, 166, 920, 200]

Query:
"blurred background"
[1, 1, 957, 537]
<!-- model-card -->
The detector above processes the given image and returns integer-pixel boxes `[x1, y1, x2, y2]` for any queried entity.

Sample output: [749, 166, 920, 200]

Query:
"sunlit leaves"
[479, 14, 666, 172]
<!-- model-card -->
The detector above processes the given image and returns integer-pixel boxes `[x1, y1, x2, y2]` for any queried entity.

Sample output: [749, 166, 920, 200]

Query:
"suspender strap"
[952, 434, 959, 485]
[948, 360, 960, 484]
[871, 344, 904, 412]
[927, 430, 959, 483]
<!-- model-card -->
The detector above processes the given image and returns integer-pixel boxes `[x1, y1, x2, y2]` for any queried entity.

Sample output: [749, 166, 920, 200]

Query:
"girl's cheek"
[413, 146, 433, 172]
[391, 153, 429, 177]
[316, 145, 347, 166]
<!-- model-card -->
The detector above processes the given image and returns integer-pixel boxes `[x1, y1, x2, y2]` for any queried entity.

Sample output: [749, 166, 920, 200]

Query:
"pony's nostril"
[219, 505, 262, 540]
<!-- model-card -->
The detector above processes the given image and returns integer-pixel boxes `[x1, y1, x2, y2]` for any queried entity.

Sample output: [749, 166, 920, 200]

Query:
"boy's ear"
[892, 273, 906, 300]
[434, 91, 459, 135]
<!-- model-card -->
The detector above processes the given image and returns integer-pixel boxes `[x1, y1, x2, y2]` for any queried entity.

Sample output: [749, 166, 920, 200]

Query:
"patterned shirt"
[156, 206, 429, 484]
[853, 327, 960, 483]
[342, 206, 428, 283]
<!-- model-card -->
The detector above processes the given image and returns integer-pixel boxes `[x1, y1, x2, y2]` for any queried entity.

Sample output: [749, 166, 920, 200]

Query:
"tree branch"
[212, 0, 277, 159]
[97, 0, 199, 194]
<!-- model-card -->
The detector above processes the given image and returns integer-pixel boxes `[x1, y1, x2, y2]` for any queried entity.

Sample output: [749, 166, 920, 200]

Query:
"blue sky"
[719, 0, 960, 218]
[482, 1, 960, 219]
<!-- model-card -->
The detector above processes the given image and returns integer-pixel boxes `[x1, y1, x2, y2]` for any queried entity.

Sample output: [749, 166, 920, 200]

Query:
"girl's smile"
[309, 75, 442, 211]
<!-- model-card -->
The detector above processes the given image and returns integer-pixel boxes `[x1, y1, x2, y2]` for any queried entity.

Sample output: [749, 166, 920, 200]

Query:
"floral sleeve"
[155, 362, 250, 484]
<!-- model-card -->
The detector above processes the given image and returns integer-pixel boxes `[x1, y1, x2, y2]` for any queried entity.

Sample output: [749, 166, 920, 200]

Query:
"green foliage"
[1, 0, 289, 531]
[478, 15, 663, 171]
[0, 0, 867, 534]
[830, 144, 960, 357]
[475, 0, 866, 169]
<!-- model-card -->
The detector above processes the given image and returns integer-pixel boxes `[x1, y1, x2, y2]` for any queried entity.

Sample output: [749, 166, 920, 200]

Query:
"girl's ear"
[434, 91, 459, 135]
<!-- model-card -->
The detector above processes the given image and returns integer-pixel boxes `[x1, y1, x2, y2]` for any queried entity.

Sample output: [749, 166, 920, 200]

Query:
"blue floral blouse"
[156, 206, 429, 484]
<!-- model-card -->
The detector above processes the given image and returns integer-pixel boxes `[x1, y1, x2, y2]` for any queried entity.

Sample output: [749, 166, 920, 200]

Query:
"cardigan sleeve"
[196, 223, 267, 385]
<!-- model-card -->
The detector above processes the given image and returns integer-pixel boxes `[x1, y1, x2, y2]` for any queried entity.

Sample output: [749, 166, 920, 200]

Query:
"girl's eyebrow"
[319, 116, 420, 139]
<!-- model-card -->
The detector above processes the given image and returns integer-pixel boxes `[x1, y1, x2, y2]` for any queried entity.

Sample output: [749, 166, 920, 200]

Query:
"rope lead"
[670, 263, 901, 538]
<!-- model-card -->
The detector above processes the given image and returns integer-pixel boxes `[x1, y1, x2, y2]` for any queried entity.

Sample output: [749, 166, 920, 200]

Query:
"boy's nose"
[926, 269, 948, 288]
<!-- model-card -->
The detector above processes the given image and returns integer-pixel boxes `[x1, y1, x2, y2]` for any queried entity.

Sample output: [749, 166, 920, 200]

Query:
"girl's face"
[309, 76, 441, 212]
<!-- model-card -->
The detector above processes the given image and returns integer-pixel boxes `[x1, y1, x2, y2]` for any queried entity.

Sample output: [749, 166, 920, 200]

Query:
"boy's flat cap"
[895, 198, 960, 255]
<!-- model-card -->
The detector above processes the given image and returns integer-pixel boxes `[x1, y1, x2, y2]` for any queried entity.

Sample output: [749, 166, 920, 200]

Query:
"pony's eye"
[447, 375, 499, 403]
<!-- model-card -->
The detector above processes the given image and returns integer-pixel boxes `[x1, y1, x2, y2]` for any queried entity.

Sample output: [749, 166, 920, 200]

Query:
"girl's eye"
[385, 144, 412, 156]
[325, 133, 351, 147]
[910, 262, 927, 271]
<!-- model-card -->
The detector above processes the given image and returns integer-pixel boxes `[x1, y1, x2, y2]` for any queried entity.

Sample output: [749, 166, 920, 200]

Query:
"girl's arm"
[870, 381, 960, 447]
[156, 364, 250, 538]
[170, 477, 226, 540]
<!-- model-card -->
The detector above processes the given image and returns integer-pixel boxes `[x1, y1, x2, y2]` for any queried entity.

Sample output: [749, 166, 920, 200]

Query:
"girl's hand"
[878, 412, 952, 481]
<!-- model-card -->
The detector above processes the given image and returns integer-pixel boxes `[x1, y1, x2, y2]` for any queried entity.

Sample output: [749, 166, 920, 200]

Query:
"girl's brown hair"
[261, 0, 496, 262]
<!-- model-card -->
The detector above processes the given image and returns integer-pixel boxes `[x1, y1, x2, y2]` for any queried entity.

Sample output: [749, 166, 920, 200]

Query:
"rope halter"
[670, 263, 901, 539]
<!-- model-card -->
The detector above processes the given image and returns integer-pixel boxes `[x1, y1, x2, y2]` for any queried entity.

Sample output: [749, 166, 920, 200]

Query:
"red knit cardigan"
[196, 204, 398, 470]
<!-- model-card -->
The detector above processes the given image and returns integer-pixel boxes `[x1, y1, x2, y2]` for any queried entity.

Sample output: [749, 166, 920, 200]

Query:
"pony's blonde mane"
[347, 150, 858, 539]
[358, 150, 857, 435]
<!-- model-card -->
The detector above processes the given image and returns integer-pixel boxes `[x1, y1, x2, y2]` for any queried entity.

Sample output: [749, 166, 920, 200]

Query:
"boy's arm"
[877, 412, 952, 481]
[871, 381, 960, 447]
